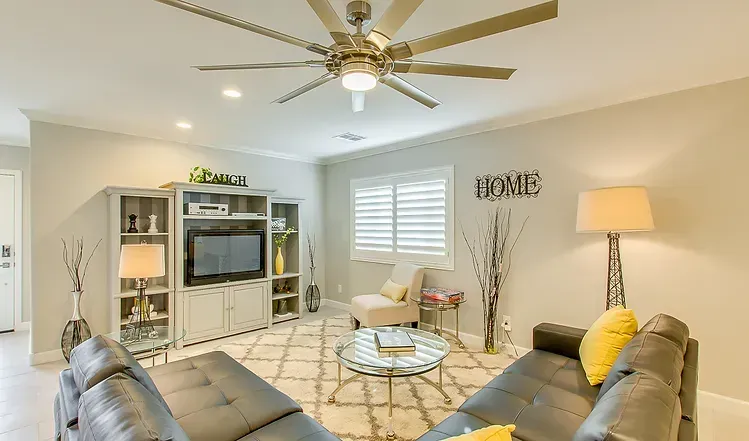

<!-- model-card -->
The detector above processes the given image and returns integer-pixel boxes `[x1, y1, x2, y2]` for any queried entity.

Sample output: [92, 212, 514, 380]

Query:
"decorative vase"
[275, 246, 284, 275]
[484, 314, 499, 354]
[61, 290, 92, 362]
[305, 266, 321, 312]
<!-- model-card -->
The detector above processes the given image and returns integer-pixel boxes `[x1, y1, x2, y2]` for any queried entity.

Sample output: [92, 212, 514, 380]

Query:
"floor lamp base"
[606, 232, 626, 310]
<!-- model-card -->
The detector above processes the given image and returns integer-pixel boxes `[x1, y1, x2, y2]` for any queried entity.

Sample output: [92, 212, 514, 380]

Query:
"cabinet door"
[184, 288, 228, 341]
[230, 284, 267, 332]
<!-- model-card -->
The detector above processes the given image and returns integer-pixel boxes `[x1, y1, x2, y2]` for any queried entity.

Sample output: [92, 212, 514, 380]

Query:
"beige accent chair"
[350, 263, 425, 329]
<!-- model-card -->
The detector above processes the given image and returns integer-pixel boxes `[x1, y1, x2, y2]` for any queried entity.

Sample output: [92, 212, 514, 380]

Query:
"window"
[351, 166, 454, 270]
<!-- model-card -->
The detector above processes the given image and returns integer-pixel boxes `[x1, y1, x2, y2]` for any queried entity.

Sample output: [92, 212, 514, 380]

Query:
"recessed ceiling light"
[222, 89, 242, 98]
[176, 121, 192, 129]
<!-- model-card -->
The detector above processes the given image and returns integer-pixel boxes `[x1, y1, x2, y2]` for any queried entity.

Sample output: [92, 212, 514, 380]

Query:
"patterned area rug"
[174, 315, 516, 441]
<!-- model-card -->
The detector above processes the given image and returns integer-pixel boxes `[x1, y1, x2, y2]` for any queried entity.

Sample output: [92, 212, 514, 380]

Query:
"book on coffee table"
[374, 331, 416, 353]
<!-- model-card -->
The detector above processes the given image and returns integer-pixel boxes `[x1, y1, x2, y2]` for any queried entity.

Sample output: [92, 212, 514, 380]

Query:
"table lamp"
[119, 243, 165, 341]
[576, 186, 654, 310]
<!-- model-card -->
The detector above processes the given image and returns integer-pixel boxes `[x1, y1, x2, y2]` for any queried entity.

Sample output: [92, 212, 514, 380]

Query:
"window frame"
[350, 166, 455, 271]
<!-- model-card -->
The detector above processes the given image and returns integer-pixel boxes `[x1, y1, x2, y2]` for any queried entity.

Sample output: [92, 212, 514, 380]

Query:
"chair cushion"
[639, 314, 690, 353]
[69, 335, 171, 414]
[146, 351, 302, 441]
[380, 278, 408, 302]
[579, 307, 638, 385]
[598, 332, 685, 399]
[573, 372, 681, 441]
[77, 373, 189, 441]
[351, 293, 414, 327]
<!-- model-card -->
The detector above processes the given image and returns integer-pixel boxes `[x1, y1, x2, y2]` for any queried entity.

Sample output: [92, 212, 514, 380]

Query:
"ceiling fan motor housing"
[340, 55, 379, 80]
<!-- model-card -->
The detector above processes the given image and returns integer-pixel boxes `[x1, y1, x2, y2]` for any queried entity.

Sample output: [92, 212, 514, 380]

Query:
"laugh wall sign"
[474, 170, 542, 201]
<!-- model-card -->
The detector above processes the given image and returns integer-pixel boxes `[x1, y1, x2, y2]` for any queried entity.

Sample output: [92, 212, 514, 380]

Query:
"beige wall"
[29, 122, 326, 356]
[0, 144, 31, 323]
[325, 77, 749, 401]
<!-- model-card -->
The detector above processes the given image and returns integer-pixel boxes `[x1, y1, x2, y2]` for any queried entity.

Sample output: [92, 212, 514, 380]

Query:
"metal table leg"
[417, 363, 452, 404]
[386, 377, 395, 440]
[327, 363, 362, 403]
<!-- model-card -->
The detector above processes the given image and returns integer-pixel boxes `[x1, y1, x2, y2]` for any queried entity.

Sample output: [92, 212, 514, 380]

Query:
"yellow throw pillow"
[379, 279, 408, 303]
[445, 425, 516, 441]
[579, 306, 638, 385]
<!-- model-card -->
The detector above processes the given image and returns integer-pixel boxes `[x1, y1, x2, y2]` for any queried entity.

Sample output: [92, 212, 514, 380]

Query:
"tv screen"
[187, 230, 264, 286]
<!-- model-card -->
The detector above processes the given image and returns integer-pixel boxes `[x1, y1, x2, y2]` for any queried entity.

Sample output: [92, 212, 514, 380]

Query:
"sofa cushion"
[639, 314, 690, 353]
[504, 350, 600, 402]
[146, 351, 302, 441]
[57, 369, 81, 433]
[70, 335, 171, 414]
[573, 372, 681, 441]
[77, 373, 189, 441]
[680, 338, 699, 422]
[237, 412, 341, 441]
[579, 307, 638, 385]
[598, 332, 684, 399]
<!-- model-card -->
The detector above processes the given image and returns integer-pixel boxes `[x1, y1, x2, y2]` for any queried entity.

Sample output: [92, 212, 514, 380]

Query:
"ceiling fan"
[154, 0, 558, 111]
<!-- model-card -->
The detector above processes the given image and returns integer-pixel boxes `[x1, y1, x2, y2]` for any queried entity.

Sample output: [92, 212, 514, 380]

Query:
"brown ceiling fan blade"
[380, 73, 441, 109]
[273, 72, 337, 104]
[365, 0, 424, 51]
[306, 0, 356, 47]
[387, 0, 558, 60]
[154, 0, 332, 56]
[193, 61, 325, 71]
[393, 60, 516, 80]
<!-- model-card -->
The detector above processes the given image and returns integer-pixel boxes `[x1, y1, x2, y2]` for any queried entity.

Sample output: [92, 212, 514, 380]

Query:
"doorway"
[0, 170, 22, 333]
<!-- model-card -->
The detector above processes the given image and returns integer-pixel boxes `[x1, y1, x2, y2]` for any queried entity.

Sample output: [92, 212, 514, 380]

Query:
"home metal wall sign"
[474, 170, 542, 201]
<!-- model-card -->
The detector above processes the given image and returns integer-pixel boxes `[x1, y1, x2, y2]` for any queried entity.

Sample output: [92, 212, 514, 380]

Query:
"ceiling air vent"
[333, 132, 366, 142]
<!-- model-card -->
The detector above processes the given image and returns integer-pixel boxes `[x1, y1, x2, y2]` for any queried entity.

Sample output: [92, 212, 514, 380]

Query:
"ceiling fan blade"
[306, 0, 356, 47]
[273, 72, 337, 104]
[153, 0, 332, 56]
[380, 73, 441, 109]
[386, 0, 558, 60]
[364, 0, 424, 51]
[393, 60, 516, 80]
[193, 61, 325, 71]
[352, 91, 366, 113]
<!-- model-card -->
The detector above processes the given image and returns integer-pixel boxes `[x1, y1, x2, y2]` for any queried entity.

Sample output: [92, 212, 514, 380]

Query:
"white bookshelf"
[105, 186, 175, 337]
[270, 197, 304, 325]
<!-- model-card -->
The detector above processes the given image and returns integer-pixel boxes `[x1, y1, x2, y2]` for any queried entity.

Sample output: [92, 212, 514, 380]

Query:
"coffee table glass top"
[333, 327, 450, 377]
[105, 326, 187, 356]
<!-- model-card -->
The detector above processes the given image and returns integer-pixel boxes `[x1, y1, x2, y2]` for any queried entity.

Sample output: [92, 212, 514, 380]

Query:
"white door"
[183, 287, 228, 342]
[0, 175, 15, 332]
[229, 285, 267, 332]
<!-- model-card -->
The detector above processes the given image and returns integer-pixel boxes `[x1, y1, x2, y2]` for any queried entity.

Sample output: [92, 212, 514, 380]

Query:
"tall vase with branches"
[60, 236, 102, 362]
[462, 207, 527, 354]
[305, 232, 321, 312]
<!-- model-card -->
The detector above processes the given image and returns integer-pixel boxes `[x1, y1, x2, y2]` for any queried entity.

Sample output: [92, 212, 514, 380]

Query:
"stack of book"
[374, 331, 416, 356]
[421, 287, 464, 303]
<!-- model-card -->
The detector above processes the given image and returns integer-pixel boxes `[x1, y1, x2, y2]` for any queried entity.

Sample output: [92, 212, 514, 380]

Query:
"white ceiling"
[1, 0, 748, 163]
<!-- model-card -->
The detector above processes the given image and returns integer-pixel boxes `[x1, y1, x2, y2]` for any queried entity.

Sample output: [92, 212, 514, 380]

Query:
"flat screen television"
[186, 229, 264, 286]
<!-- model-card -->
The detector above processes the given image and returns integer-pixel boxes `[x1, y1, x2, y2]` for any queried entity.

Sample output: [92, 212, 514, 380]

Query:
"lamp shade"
[576, 186, 654, 233]
[118, 244, 165, 278]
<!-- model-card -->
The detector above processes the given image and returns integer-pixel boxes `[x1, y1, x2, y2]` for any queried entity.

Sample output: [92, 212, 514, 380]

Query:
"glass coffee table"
[329, 327, 451, 440]
[105, 326, 187, 366]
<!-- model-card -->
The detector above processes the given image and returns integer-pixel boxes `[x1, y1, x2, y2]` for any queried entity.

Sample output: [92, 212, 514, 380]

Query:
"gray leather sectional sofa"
[417, 313, 699, 441]
[54, 335, 340, 441]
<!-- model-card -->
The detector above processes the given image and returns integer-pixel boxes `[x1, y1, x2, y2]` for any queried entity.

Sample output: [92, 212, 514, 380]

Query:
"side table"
[414, 293, 466, 349]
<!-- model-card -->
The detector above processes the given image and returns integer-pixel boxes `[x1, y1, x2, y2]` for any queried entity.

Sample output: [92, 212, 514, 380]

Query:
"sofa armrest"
[533, 323, 587, 360]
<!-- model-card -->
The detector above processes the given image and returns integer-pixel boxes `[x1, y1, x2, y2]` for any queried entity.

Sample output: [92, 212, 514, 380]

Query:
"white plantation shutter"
[396, 180, 446, 256]
[351, 167, 453, 269]
[354, 186, 393, 252]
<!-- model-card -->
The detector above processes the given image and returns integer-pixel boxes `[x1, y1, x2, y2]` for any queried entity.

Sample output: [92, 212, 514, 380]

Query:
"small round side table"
[414, 295, 466, 349]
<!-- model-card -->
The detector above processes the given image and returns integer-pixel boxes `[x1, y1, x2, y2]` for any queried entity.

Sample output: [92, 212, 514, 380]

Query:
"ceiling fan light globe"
[342, 71, 378, 91]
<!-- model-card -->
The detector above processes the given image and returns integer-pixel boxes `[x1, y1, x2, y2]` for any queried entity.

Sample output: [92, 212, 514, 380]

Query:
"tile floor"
[1, 304, 747, 441]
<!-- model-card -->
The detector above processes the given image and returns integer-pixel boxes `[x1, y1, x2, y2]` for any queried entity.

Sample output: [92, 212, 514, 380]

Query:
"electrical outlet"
[502, 315, 512, 332]
[337, 284, 342, 294]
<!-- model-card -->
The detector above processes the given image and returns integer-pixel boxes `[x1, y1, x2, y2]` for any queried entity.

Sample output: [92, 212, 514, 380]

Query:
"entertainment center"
[106, 182, 304, 349]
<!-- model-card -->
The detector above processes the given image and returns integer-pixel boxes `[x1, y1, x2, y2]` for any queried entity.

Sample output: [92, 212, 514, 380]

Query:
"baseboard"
[29, 348, 64, 365]
[15, 321, 30, 332]
[699, 390, 749, 416]
[321, 298, 350, 312]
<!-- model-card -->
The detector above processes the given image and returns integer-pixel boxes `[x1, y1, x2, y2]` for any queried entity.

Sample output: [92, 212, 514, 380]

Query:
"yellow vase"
[275, 246, 284, 275]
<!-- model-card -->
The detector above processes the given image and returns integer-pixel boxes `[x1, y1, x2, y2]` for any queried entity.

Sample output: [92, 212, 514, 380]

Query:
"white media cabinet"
[106, 182, 304, 349]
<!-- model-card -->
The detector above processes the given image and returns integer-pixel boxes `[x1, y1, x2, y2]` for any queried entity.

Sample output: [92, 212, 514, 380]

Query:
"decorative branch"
[61, 236, 102, 292]
[306, 232, 317, 268]
[273, 227, 296, 247]
[461, 206, 528, 354]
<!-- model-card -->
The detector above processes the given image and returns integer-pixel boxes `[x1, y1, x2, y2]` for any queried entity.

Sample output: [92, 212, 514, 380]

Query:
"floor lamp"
[576, 187, 654, 310]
